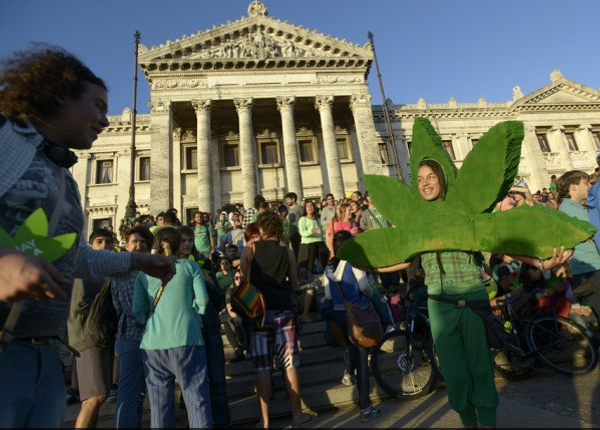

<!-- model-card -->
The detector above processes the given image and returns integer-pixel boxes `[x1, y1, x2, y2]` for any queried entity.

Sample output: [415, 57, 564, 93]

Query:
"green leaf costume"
[337, 118, 596, 268]
[0, 208, 76, 263]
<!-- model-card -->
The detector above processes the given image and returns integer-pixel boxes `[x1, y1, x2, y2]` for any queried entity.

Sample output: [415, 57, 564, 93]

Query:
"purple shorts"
[251, 310, 300, 372]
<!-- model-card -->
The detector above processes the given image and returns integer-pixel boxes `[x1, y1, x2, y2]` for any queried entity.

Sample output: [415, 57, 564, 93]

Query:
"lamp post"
[124, 30, 141, 223]
[119, 30, 141, 240]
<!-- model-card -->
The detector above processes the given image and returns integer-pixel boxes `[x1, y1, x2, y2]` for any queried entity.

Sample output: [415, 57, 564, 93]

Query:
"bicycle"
[492, 298, 598, 381]
[370, 285, 443, 400]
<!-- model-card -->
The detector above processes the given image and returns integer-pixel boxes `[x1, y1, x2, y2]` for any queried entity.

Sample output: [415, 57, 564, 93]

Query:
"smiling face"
[49, 82, 109, 150]
[417, 165, 442, 201]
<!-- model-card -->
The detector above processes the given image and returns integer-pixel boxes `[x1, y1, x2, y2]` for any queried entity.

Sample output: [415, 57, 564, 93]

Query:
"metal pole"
[124, 30, 141, 222]
[368, 31, 404, 181]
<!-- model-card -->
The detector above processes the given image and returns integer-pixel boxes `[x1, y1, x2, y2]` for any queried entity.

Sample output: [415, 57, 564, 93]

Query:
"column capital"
[315, 95, 334, 111]
[276, 96, 296, 112]
[350, 94, 372, 112]
[173, 127, 183, 139]
[191, 99, 211, 113]
[234, 97, 254, 112]
[148, 100, 171, 113]
[578, 124, 593, 131]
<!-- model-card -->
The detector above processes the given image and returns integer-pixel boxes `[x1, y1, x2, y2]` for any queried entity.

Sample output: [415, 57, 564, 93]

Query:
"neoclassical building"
[75, 1, 600, 233]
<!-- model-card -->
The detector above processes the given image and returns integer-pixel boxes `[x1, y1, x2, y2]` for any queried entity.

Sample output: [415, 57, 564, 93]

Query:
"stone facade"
[75, 1, 600, 234]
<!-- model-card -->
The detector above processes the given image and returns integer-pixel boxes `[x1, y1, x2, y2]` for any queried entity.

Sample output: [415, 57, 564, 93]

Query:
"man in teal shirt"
[557, 170, 600, 312]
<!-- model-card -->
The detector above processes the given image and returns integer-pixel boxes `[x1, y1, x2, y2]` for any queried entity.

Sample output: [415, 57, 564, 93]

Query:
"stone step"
[227, 376, 396, 426]
[226, 351, 345, 397]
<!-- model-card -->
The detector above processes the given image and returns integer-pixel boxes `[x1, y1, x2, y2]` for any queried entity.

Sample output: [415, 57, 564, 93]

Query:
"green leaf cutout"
[0, 208, 76, 263]
[454, 121, 524, 215]
[338, 118, 596, 268]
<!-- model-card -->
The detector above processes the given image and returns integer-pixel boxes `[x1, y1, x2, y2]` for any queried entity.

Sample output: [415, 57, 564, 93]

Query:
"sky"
[2, 0, 599, 116]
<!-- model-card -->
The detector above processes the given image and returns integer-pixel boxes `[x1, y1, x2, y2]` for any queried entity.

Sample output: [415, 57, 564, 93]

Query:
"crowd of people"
[3, 44, 600, 430]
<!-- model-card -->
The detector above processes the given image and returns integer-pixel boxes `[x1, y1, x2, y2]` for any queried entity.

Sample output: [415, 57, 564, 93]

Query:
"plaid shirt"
[420, 251, 484, 296]
[0, 115, 131, 338]
[243, 208, 258, 229]
[111, 271, 145, 341]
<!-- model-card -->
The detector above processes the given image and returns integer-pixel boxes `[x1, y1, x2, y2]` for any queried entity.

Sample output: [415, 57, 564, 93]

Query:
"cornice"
[139, 2, 372, 77]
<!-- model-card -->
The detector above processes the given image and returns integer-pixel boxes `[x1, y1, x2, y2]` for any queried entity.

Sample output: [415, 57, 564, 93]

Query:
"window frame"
[536, 134, 551, 153]
[138, 156, 151, 181]
[221, 141, 240, 168]
[298, 138, 317, 163]
[336, 136, 351, 161]
[565, 133, 579, 151]
[182, 145, 198, 171]
[441, 140, 456, 160]
[96, 159, 114, 184]
[257, 139, 281, 166]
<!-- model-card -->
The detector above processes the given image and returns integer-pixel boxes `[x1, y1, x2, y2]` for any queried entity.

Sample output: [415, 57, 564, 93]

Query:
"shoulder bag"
[230, 257, 267, 329]
[334, 281, 383, 348]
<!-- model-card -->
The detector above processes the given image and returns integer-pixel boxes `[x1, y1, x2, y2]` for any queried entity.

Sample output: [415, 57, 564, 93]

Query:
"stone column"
[315, 96, 344, 199]
[350, 94, 385, 178]
[522, 125, 548, 193]
[149, 100, 173, 215]
[192, 99, 213, 214]
[234, 98, 257, 209]
[277, 96, 303, 195]
[575, 124, 597, 154]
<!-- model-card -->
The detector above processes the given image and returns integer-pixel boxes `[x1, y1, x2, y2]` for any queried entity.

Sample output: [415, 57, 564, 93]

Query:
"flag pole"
[368, 31, 404, 181]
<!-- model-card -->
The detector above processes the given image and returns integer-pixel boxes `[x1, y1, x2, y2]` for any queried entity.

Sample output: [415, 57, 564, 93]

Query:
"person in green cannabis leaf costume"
[338, 118, 593, 428]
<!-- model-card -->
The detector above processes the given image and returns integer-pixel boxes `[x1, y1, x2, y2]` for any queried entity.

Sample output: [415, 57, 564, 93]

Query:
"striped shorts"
[251, 310, 300, 372]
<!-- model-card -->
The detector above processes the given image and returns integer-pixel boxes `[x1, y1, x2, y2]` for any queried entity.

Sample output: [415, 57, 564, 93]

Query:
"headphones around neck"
[43, 140, 78, 169]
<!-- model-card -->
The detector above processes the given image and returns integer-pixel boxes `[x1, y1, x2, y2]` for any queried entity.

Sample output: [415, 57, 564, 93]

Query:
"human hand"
[131, 253, 176, 286]
[541, 247, 573, 270]
[0, 248, 68, 303]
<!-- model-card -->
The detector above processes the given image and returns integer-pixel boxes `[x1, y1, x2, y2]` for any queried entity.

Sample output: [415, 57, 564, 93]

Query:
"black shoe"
[228, 349, 245, 364]
[360, 405, 382, 423]
[66, 388, 80, 405]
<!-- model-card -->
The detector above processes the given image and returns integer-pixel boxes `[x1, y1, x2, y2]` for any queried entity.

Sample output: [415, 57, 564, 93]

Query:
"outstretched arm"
[510, 246, 573, 271]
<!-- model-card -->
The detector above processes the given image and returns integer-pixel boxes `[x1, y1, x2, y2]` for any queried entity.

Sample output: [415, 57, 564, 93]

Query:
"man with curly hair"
[0, 45, 175, 428]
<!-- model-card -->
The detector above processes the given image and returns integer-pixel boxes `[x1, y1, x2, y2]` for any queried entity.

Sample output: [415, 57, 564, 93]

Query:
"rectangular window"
[537, 134, 551, 153]
[259, 141, 279, 165]
[139, 156, 150, 181]
[379, 142, 390, 165]
[96, 160, 113, 184]
[442, 140, 456, 160]
[471, 139, 479, 147]
[337, 138, 350, 160]
[93, 218, 112, 230]
[299, 139, 315, 162]
[593, 132, 600, 151]
[223, 143, 240, 167]
[185, 147, 197, 170]
[565, 133, 579, 151]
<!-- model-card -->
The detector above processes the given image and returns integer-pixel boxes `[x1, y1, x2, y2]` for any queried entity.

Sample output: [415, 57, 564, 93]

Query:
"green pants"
[428, 292, 498, 427]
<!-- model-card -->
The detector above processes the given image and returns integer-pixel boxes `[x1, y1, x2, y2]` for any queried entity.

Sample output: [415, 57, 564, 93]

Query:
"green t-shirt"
[194, 225, 214, 253]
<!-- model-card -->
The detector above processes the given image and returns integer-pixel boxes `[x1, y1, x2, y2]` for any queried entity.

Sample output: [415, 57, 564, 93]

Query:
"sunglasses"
[234, 276, 242, 280]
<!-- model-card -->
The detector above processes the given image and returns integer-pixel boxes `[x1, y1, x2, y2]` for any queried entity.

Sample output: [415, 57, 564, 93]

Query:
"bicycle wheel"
[526, 315, 598, 376]
[492, 347, 536, 381]
[371, 329, 437, 400]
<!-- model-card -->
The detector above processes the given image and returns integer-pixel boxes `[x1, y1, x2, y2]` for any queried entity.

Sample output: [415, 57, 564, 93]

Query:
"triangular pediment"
[511, 71, 600, 111]
[138, 1, 372, 75]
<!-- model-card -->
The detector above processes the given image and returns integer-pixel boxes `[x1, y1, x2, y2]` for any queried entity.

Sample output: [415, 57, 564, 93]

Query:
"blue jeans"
[0, 341, 66, 428]
[203, 328, 230, 428]
[114, 338, 145, 428]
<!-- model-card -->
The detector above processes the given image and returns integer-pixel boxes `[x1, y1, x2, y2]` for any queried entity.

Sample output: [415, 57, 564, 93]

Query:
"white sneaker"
[341, 371, 356, 386]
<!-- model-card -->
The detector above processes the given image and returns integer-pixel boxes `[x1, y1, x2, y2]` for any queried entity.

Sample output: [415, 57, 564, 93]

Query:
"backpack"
[84, 279, 118, 349]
